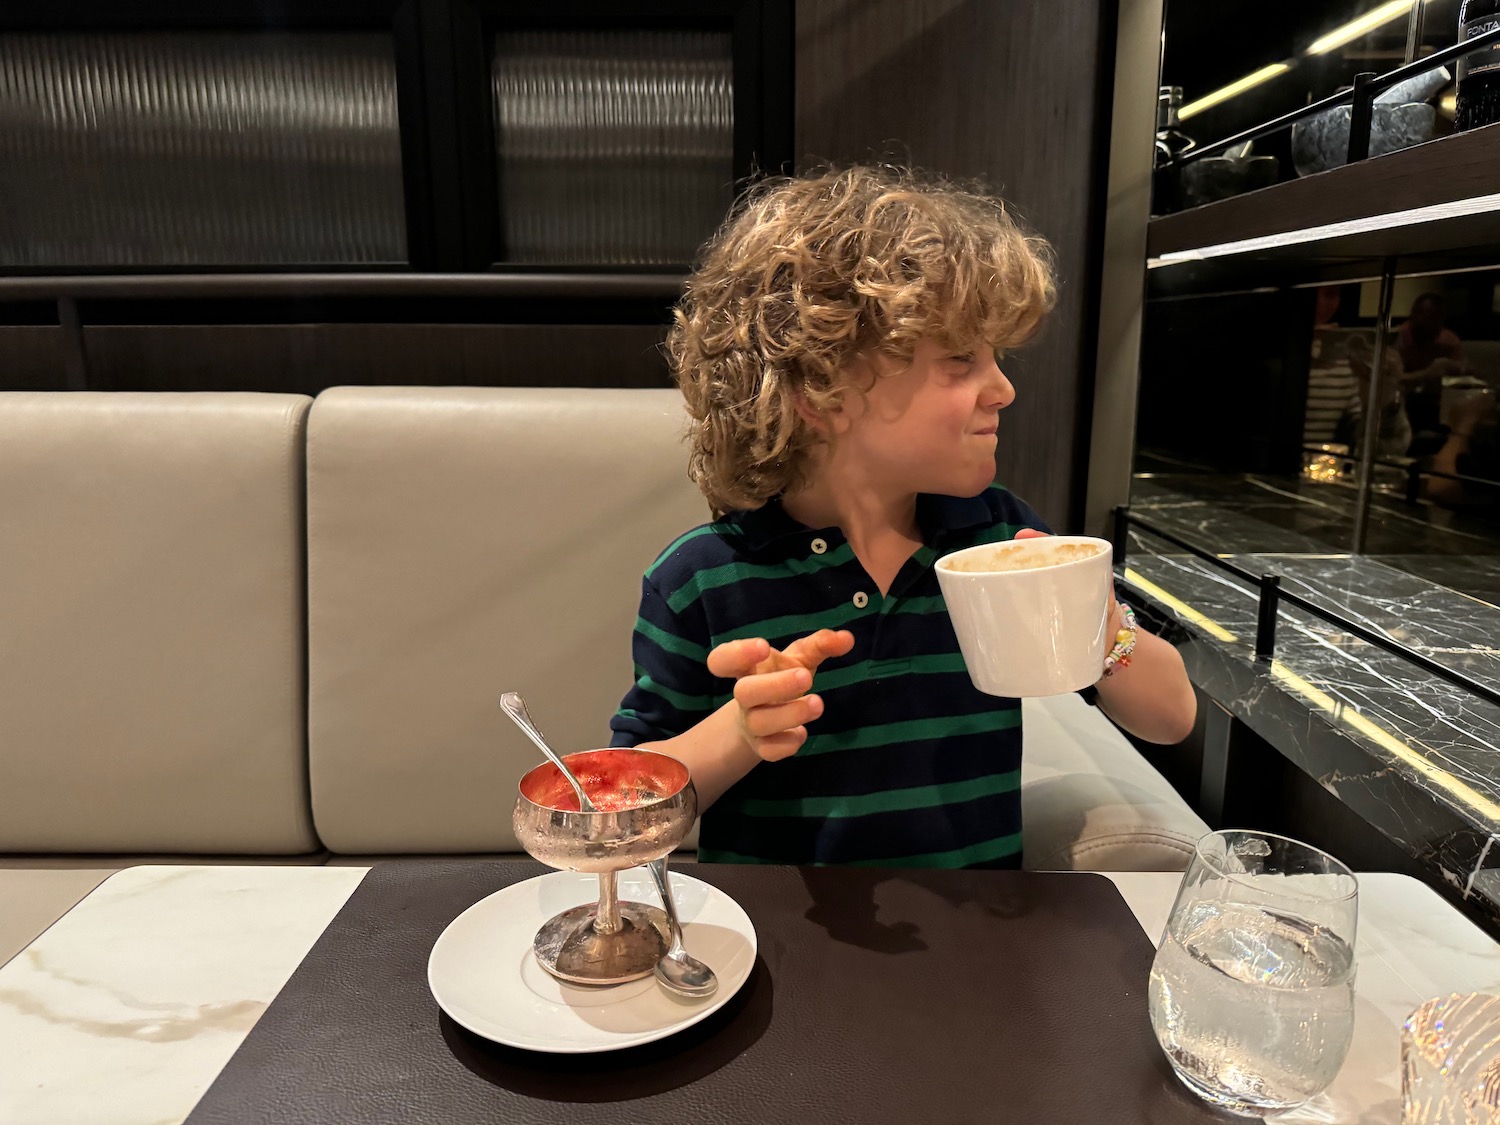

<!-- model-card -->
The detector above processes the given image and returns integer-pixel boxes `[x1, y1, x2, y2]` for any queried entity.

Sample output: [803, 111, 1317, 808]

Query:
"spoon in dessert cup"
[500, 692, 596, 814]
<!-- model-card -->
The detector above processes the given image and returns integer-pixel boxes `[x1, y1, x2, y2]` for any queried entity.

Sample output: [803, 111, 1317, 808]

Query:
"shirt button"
[810, 537, 828, 555]
[852, 591, 869, 608]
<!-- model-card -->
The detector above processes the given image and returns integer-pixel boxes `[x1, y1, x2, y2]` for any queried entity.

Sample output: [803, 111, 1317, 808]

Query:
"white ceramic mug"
[935, 535, 1115, 697]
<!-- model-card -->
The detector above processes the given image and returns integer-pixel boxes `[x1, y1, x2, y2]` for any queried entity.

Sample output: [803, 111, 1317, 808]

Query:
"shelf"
[1147, 122, 1500, 287]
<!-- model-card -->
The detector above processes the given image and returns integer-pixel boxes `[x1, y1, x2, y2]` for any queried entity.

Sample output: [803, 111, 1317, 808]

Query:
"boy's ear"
[792, 388, 833, 435]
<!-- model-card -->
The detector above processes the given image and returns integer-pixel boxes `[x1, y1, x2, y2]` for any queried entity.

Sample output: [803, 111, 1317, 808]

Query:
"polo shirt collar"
[723, 497, 808, 552]
[727, 490, 994, 553]
[916, 492, 994, 542]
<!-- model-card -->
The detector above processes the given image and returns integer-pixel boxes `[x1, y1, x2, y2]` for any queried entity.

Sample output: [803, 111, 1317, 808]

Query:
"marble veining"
[1130, 472, 1500, 578]
[1, 943, 268, 1041]
[0, 864, 367, 1124]
[1119, 480, 1500, 932]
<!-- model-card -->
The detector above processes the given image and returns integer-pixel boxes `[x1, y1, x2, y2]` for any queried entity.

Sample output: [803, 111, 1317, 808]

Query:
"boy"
[611, 166, 1196, 868]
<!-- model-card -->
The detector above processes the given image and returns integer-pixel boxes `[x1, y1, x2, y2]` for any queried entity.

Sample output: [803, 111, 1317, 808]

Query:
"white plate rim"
[427, 870, 757, 1054]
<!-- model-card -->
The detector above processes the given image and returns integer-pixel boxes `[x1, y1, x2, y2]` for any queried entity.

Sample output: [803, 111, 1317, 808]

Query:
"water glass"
[1402, 992, 1500, 1124]
[1148, 829, 1359, 1115]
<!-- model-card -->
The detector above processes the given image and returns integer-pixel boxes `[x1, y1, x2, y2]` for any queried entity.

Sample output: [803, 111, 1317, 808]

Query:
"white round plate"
[428, 869, 757, 1053]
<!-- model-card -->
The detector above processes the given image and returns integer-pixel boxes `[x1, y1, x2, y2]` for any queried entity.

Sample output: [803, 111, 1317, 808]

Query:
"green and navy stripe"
[610, 485, 1050, 869]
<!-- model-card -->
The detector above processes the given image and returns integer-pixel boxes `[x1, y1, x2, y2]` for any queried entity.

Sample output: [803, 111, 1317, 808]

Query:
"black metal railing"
[1173, 25, 1500, 170]
[1113, 506, 1500, 711]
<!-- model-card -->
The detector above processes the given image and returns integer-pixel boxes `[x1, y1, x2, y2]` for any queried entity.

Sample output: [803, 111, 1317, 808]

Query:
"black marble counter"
[1131, 470, 1500, 572]
[1121, 478, 1500, 930]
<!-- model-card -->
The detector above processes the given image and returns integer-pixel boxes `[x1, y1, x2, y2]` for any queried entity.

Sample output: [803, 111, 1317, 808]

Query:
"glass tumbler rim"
[1193, 828, 1358, 905]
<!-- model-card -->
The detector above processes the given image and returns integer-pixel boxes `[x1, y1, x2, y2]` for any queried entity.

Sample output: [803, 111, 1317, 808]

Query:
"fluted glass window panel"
[0, 33, 407, 267]
[493, 30, 733, 266]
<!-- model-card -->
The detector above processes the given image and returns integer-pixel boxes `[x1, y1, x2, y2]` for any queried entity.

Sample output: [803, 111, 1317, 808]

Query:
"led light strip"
[1179, 64, 1290, 121]
[1122, 568, 1500, 827]
[1268, 661, 1500, 827]
[1308, 0, 1435, 56]
[1123, 567, 1240, 642]
[1176, 0, 1438, 122]
[1148, 190, 1500, 266]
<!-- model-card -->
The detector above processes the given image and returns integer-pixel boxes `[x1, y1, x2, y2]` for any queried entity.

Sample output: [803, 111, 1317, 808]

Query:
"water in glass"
[1150, 900, 1356, 1109]
[1148, 831, 1359, 1115]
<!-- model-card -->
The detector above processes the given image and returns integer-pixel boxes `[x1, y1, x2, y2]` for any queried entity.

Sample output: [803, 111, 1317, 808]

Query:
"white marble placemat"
[0, 865, 368, 1124]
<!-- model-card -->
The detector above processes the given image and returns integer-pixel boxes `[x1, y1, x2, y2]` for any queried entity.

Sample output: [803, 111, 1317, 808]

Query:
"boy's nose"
[980, 352, 1016, 409]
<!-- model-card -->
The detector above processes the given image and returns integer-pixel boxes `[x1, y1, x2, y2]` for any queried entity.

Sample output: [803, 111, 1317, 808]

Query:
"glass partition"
[1133, 267, 1500, 607]
[1349, 270, 1500, 600]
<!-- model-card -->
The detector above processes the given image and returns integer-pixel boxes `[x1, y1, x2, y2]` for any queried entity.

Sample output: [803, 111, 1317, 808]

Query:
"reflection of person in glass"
[1338, 334, 1411, 457]
[1397, 293, 1466, 449]
[1423, 387, 1499, 509]
[1302, 286, 1357, 448]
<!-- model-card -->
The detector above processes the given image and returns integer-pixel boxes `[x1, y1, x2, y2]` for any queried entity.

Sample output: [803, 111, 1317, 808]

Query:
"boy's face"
[826, 337, 1015, 498]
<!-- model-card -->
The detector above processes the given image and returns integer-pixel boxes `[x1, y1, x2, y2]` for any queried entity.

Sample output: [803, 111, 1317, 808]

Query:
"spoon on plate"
[648, 857, 718, 997]
[499, 692, 596, 814]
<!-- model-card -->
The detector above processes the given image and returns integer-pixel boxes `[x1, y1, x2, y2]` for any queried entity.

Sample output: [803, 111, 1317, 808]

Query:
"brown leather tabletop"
[184, 861, 1229, 1124]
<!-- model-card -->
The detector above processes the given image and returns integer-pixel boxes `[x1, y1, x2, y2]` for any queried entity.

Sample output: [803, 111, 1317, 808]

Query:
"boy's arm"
[635, 632, 854, 810]
[1011, 528, 1195, 745]
[636, 701, 762, 810]
[1092, 619, 1197, 745]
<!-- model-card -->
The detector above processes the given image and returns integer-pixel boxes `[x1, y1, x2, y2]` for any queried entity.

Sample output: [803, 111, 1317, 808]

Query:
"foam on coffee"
[943, 540, 1107, 573]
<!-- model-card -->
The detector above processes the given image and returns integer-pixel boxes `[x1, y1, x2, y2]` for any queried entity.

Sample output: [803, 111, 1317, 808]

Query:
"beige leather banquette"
[0, 388, 1207, 965]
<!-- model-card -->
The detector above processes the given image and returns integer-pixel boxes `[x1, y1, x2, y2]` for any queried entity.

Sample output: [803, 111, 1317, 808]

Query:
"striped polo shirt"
[610, 484, 1051, 869]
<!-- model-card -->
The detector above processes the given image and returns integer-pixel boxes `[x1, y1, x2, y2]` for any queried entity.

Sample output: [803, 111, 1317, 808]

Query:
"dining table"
[1, 860, 1496, 1123]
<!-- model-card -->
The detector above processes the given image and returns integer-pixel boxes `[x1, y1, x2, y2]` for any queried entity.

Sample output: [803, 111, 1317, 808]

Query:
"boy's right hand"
[707, 629, 855, 762]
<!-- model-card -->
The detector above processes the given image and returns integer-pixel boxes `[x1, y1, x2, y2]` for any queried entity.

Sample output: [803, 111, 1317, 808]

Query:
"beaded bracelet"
[1101, 602, 1139, 677]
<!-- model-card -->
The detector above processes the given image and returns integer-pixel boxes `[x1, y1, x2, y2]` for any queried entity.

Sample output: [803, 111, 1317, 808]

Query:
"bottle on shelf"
[1152, 86, 1196, 214]
[1154, 86, 1197, 165]
[1456, 0, 1500, 131]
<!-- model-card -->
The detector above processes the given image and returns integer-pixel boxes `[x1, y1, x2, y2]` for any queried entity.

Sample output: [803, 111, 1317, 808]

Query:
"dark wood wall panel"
[0, 328, 68, 390]
[795, 0, 1112, 528]
[78, 324, 670, 395]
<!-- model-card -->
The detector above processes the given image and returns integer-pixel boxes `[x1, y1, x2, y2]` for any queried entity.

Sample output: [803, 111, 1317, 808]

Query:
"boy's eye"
[950, 354, 975, 364]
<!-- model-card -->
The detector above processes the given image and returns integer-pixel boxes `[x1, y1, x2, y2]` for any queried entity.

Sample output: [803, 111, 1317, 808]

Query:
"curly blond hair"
[668, 165, 1056, 516]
